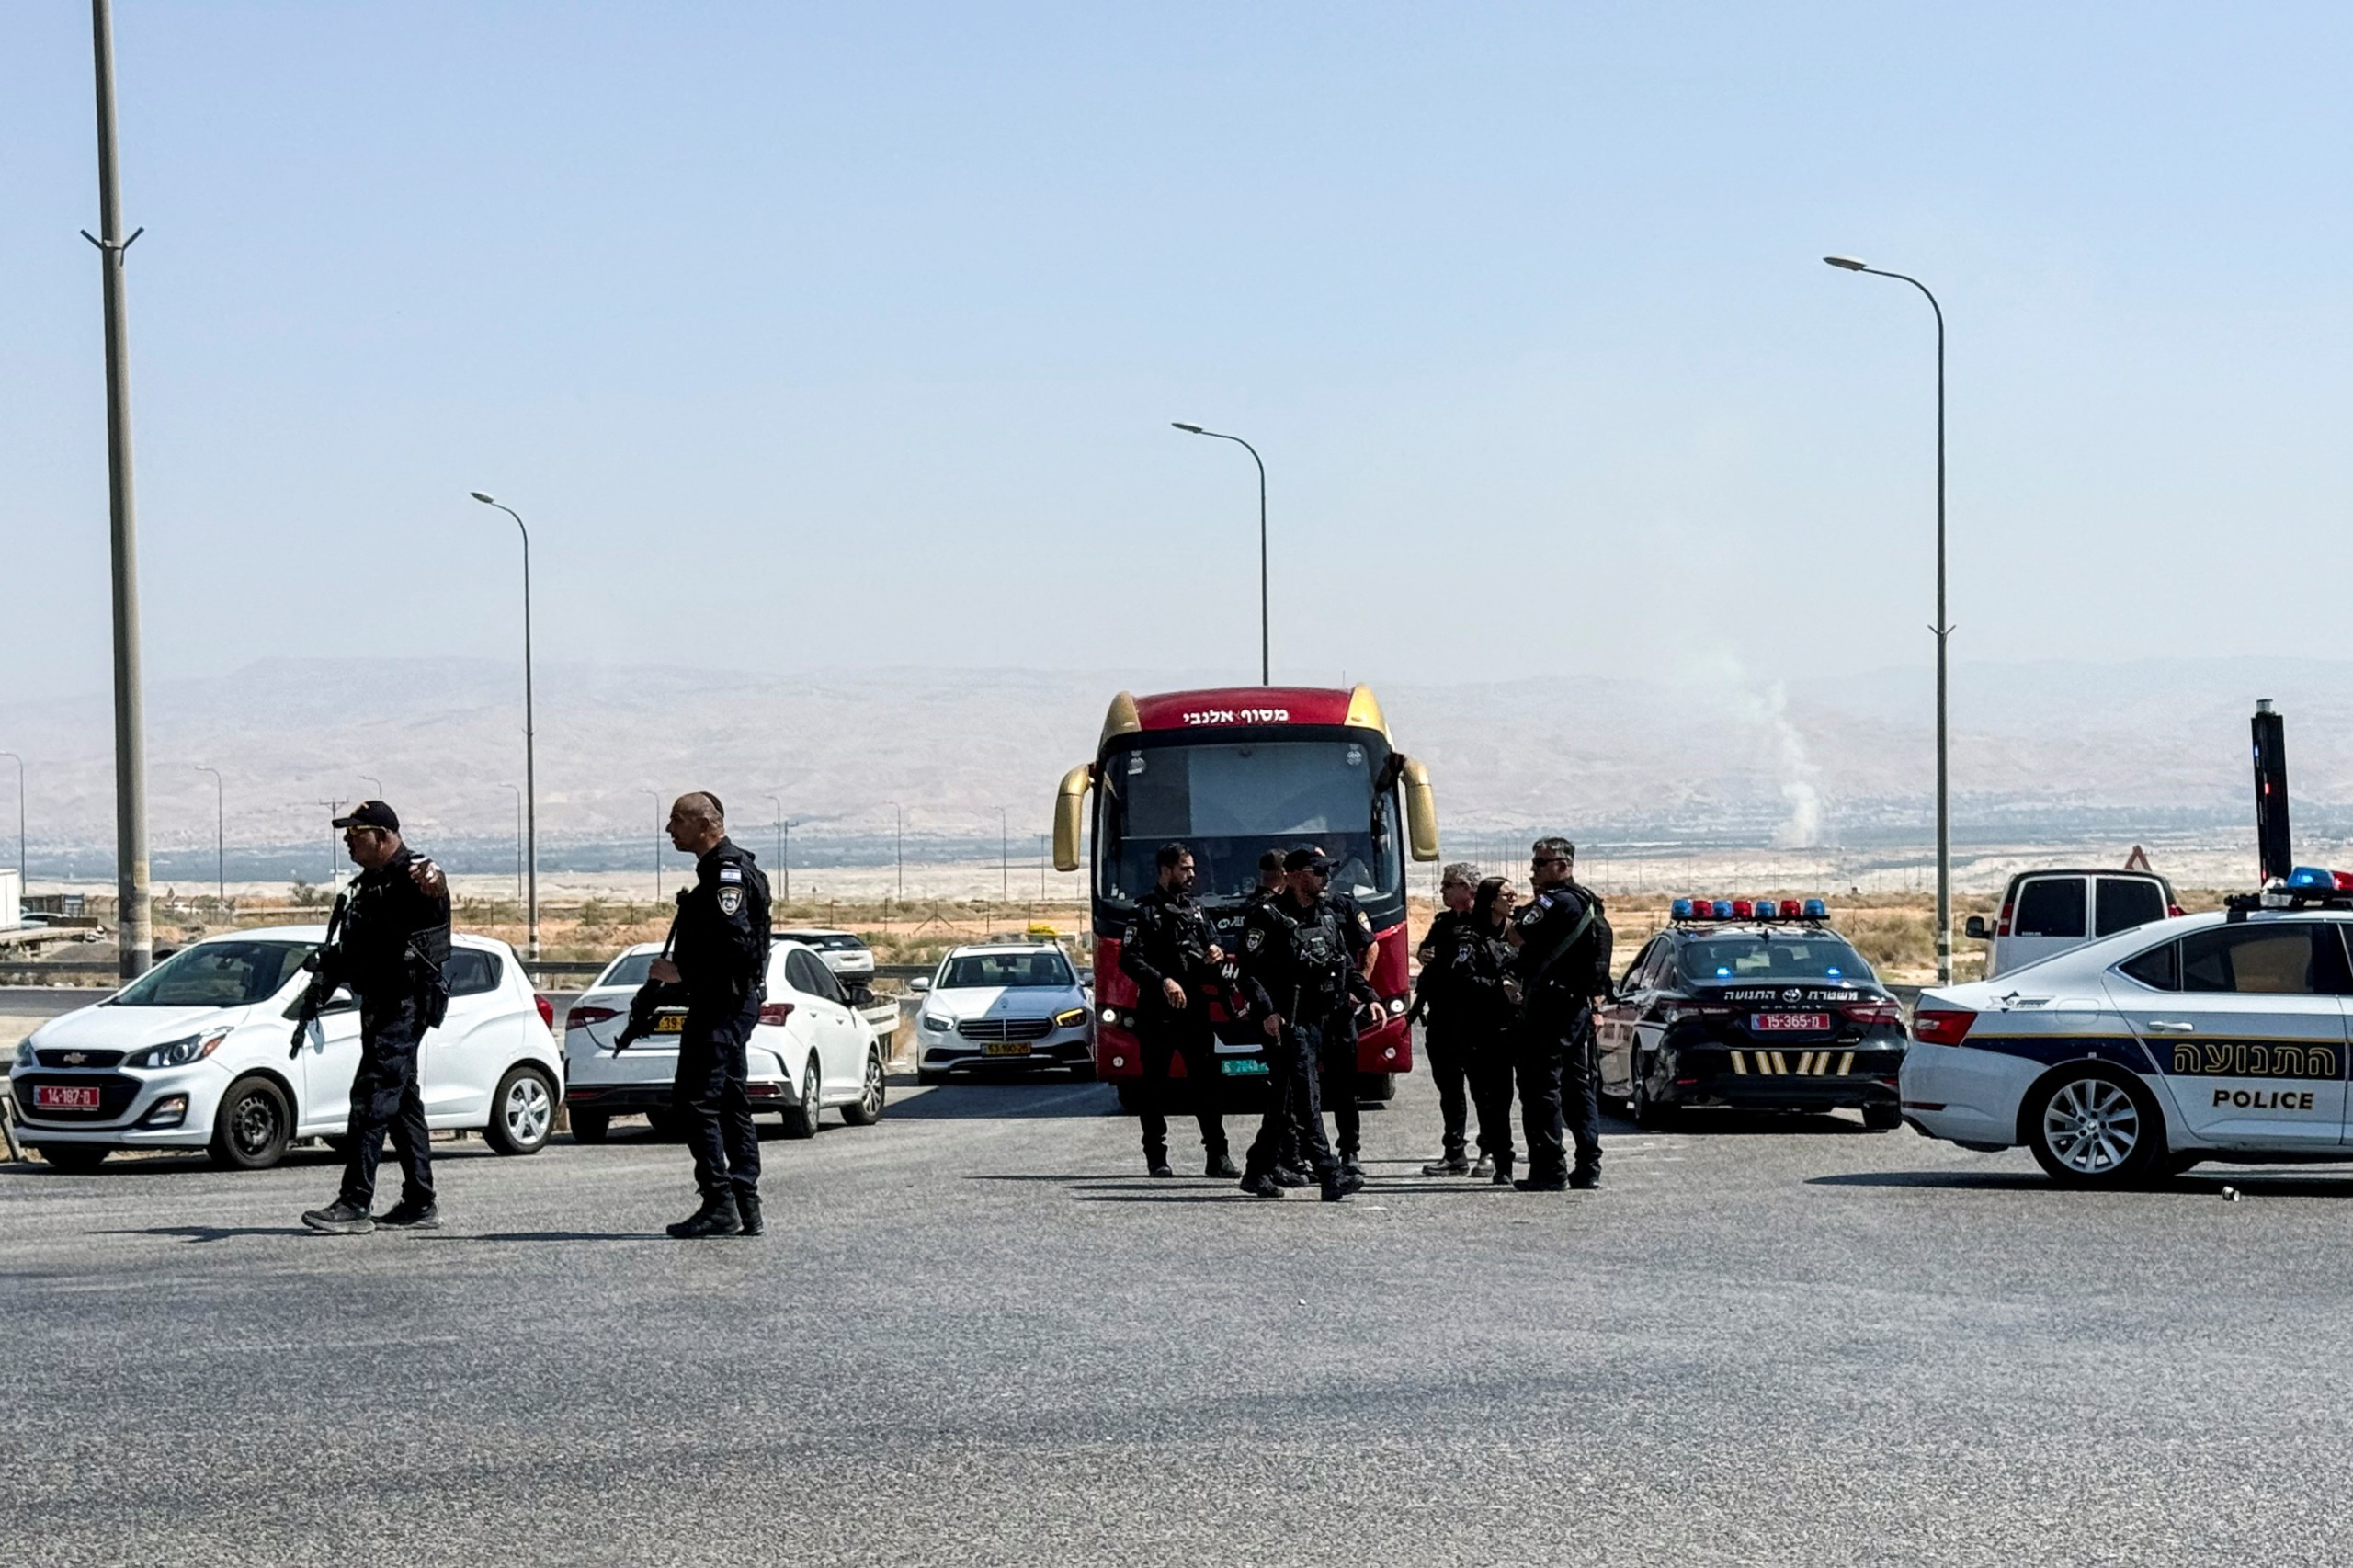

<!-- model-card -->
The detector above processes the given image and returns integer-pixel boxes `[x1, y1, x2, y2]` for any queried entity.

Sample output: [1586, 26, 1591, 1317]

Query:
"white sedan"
[561, 938, 887, 1141]
[912, 942, 1094, 1084]
[8, 925, 563, 1173]
[1904, 902, 2353, 1186]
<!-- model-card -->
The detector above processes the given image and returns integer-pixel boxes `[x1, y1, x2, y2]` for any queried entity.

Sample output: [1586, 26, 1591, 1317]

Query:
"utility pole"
[643, 789, 663, 902]
[0, 753, 23, 898]
[316, 799, 345, 889]
[195, 765, 222, 907]
[85, 0, 151, 979]
[998, 807, 1009, 904]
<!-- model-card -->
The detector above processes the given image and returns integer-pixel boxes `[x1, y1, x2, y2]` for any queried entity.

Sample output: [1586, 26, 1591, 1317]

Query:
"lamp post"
[359, 774, 381, 801]
[766, 794, 792, 905]
[316, 798, 345, 889]
[642, 789, 663, 902]
[885, 802, 904, 903]
[194, 765, 222, 907]
[504, 783, 524, 908]
[0, 752, 22, 898]
[998, 807, 1009, 904]
[1824, 253, 1952, 984]
[1171, 422, 1269, 684]
[470, 491, 538, 959]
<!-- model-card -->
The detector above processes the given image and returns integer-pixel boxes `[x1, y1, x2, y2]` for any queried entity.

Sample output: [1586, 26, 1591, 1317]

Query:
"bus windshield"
[1097, 736, 1403, 911]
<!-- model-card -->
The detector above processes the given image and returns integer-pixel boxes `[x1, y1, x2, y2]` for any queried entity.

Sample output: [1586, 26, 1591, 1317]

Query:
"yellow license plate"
[653, 1014, 686, 1034]
[982, 1042, 1031, 1057]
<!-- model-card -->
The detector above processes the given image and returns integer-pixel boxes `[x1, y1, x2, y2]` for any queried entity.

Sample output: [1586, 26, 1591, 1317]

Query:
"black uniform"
[670, 837, 772, 1207]
[1511, 880, 1613, 1183]
[1236, 891, 1352, 1186]
[1311, 890, 1378, 1161]
[1420, 910, 1519, 1169]
[1117, 883, 1230, 1165]
[322, 846, 451, 1211]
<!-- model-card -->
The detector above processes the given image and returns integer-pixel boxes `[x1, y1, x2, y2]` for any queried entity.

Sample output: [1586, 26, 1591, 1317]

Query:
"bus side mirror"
[1052, 763, 1093, 873]
[1963, 915, 1990, 940]
[1399, 756, 1439, 862]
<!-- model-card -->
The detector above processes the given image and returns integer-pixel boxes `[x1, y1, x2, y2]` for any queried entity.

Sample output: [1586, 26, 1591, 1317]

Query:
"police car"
[1595, 898, 1906, 1130]
[1904, 868, 2353, 1186]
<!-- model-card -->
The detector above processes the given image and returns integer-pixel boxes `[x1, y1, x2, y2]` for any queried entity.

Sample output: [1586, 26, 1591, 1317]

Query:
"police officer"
[1508, 837, 1613, 1191]
[645, 792, 772, 1239]
[1246, 849, 1285, 907]
[1312, 860, 1381, 1179]
[1415, 862, 1482, 1175]
[1119, 842, 1235, 1178]
[299, 801, 451, 1234]
[1234, 848, 1363, 1202]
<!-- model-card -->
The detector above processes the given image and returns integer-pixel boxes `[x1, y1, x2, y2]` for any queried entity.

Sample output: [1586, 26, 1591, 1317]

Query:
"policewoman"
[648, 792, 773, 1239]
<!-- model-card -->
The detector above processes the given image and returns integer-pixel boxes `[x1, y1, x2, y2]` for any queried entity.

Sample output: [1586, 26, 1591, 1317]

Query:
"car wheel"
[208, 1074, 293, 1170]
[483, 1066, 556, 1155]
[35, 1143, 111, 1174]
[570, 1109, 611, 1144]
[840, 1051, 887, 1127]
[2027, 1067, 2163, 1187]
[1861, 1103, 1904, 1131]
[642, 1108, 681, 1139]
[1629, 1061, 1676, 1130]
[779, 1055, 823, 1139]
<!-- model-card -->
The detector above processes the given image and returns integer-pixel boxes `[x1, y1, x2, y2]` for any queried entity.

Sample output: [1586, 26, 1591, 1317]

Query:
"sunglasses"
[1531, 857, 1568, 868]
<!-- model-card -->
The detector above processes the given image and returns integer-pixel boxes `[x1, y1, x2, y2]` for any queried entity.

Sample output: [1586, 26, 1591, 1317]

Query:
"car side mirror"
[1963, 915, 1990, 941]
[909, 977, 930, 994]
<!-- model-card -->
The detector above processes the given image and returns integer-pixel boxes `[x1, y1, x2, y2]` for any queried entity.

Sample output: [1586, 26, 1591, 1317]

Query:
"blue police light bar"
[1802, 898, 1828, 919]
[2285, 866, 2336, 891]
[1671, 899, 1695, 919]
[1711, 900, 1734, 919]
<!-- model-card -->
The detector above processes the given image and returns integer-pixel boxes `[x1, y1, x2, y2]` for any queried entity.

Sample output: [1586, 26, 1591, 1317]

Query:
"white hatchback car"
[1905, 898, 2353, 1186]
[912, 942, 1093, 1084]
[8, 925, 562, 1173]
[561, 938, 887, 1141]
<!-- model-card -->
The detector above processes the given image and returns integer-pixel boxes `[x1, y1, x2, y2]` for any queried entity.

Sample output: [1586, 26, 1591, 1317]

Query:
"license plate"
[1754, 1012, 1832, 1033]
[34, 1085, 102, 1110]
[652, 1014, 685, 1034]
[1221, 1058, 1270, 1076]
[982, 1042, 1031, 1057]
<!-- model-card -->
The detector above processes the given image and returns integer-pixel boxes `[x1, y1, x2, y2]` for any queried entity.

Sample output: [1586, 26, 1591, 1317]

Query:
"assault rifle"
[288, 892, 350, 1057]
[613, 899, 687, 1053]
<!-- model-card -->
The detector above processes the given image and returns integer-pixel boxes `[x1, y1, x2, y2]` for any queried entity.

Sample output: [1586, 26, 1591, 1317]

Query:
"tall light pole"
[504, 783, 524, 908]
[643, 789, 664, 901]
[998, 807, 1009, 904]
[1825, 254, 1952, 984]
[766, 794, 792, 905]
[359, 774, 382, 801]
[1171, 422, 1269, 684]
[85, 0, 151, 979]
[316, 799, 345, 888]
[194, 765, 222, 907]
[471, 492, 538, 958]
[885, 802, 904, 903]
[0, 752, 23, 898]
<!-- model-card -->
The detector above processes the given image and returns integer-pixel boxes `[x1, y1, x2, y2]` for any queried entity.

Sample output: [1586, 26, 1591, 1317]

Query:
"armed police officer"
[1508, 837, 1613, 1192]
[1308, 846, 1381, 1180]
[644, 792, 772, 1239]
[1414, 862, 1482, 1176]
[298, 801, 451, 1235]
[1118, 842, 1236, 1178]
[1234, 848, 1364, 1203]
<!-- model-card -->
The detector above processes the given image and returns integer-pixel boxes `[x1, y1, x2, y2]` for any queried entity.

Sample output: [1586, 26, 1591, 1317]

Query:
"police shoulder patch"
[1356, 911, 1372, 932]
[1245, 928, 1264, 950]
[1522, 903, 1543, 924]
[718, 886, 745, 915]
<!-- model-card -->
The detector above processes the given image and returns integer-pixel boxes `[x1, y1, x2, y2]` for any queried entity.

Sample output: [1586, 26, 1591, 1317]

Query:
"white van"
[1964, 869, 2179, 979]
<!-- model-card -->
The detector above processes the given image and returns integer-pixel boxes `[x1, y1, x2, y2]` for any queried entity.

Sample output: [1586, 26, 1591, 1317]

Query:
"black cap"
[1258, 850, 1284, 871]
[1283, 847, 1333, 875]
[333, 800, 400, 832]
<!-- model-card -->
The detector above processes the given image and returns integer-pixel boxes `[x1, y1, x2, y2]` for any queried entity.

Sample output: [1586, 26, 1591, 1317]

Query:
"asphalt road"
[6, 1064, 2352, 1567]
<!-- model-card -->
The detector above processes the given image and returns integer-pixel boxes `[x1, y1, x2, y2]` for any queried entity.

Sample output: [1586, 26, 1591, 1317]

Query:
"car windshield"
[938, 951, 1074, 989]
[110, 940, 313, 1008]
[1097, 736, 1404, 911]
[598, 952, 657, 989]
[1680, 935, 1873, 983]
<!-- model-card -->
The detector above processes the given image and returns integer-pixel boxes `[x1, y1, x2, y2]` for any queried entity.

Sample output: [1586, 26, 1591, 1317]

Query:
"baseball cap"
[1282, 848, 1333, 875]
[333, 800, 400, 832]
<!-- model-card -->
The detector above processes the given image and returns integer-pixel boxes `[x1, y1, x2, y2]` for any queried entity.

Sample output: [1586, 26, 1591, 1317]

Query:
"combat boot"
[1489, 1156, 1515, 1187]
[1271, 1164, 1312, 1188]
[1205, 1148, 1240, 1178]
[736, 1191, 765, 1235]
[667, 1191, 743, 1239]
[1422, 1148, 1470, 1176]
[1513, 1172, 1569, 1192]
[1568, 1165, 1601, 1191]
[375, 1199, 441, 1230]
[1339, 1153, 1364, 1180]
[1144, 1142, 1174, 1178]
[1320, 1168, 1365, 1203]
[1238, 1171, 1283, 1198]
[301, 1199, 374, 1235]
[1469, 1154, 1496, 1179]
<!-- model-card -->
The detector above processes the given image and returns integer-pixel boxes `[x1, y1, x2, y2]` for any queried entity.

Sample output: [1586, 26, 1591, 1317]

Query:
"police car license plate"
[982, 1042, 1030, 1057]
[1753, 1012, 1831, 1033]
[34, 1085, 102, 1110]
[653, 1015, 686, 1034]
[1221, 1058, 1270, 1076]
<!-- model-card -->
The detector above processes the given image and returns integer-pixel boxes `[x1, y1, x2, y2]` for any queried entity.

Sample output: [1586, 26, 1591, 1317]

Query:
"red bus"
[1051, 685, 1440, 1105]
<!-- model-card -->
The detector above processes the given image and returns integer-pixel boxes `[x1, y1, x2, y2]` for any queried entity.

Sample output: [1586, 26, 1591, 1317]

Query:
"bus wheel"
[1355, 1073, 1396, 1105]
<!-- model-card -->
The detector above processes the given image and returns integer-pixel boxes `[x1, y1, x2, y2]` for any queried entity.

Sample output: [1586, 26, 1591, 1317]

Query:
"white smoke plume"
[1694, 656, 1824, 848]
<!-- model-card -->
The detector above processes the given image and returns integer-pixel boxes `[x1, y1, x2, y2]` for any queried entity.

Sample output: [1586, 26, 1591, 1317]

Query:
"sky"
[6, 2, 2353, 708]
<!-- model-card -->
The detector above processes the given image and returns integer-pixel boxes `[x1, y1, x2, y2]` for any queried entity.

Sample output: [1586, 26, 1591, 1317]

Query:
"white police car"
[1904, 868, 2353, 1185]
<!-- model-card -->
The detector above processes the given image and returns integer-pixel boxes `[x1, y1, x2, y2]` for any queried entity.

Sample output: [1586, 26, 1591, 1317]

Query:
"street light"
[885, 802, 904, 903]
[359, 774, 382, 801]
[643, 789, 664, 902]
[0, 752, 22, 899]
[503, 783, 524, 908]
[766, 794, 792, 905]
[1171, 422, 1270, 685]
[471, 491, 539, 959]
[1824, 253, 1952, 983]
[194, 765, 222, 908]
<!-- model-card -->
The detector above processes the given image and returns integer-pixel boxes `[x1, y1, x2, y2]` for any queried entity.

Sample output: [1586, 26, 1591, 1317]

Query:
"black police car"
[1594, 899, 1906, 1131]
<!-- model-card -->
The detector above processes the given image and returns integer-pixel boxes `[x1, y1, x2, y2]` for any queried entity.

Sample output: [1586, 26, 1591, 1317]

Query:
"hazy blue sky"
[6, 2, 2351, 701]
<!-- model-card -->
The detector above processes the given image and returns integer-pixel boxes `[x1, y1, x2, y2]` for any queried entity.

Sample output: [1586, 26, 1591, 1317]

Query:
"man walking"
[1234, 848, 1363, 1203]
[1508, 838, 1613, 1192]
[1119, 843, 1236, 1178]
[645, 792, 772, 1239]
[300, 801, 450, 1234]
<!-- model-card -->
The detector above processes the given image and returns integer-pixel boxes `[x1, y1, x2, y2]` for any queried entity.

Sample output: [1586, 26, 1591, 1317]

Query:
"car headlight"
[12, 1039, 33, 1068]
[125, 1029, 231, 1069]
[921, 1012, 955, 1032]
[1053, 1007, 1087, 1028]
